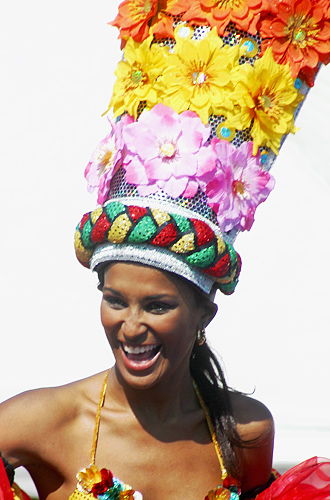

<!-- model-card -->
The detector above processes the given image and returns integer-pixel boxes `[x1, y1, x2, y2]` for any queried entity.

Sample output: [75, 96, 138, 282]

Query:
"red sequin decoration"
[192, 219, 214, 246]
[151, 223, 177, 246]
[128, 206, 148, 222]
[91, 213, 111, 243]
[80, 213, 90, 231]
[205, 254, 230, 278]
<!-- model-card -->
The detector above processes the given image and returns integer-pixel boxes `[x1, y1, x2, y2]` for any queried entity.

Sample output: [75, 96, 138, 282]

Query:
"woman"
[1, 1, 330, 499]
[0, 260, 274, 500]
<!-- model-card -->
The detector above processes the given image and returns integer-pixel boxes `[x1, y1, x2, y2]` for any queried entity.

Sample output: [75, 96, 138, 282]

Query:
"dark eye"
[146, 302, 175, 314]
[104, 296, 127, 309]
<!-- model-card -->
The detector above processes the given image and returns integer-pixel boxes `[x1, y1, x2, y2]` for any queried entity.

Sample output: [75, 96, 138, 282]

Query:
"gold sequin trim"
[171, 233, 195, 253]
[108, 213, 132, 243]
[90, 207, 103, 225]
[150, 207, 171, 226]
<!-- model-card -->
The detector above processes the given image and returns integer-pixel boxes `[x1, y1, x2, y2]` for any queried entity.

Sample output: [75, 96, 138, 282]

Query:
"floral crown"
[74, 0, 330, 294]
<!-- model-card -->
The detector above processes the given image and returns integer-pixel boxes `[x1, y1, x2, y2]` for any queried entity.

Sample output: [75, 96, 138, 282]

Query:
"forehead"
[103, 262, 195, 298]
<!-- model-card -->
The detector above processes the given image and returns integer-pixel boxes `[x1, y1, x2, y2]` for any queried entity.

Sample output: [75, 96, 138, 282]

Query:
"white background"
[1, 1, 330, 494]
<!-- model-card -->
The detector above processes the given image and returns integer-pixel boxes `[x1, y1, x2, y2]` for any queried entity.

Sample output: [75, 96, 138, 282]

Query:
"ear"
[198, 300, 218, 330]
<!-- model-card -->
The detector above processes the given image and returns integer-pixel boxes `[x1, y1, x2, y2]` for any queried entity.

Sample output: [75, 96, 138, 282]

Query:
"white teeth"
[122, 344, 158, 354]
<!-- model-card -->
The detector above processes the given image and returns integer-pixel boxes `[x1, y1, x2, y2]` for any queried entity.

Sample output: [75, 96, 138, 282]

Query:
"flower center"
[212, 0, 242, 8]
[232, 179, 250, 200]
[256, 87, 283, 120]
[97, 148, 115, 177]
[129, 0, 153, 21]
[284, 14, 320, 48]
[128, 65, 148, 90]
[144, 0, 152, 13]
[259, 94, 272, 110]
[159, 141, 176, 158]
[131, 69, 143, 84]
[192, 71, 206, 85]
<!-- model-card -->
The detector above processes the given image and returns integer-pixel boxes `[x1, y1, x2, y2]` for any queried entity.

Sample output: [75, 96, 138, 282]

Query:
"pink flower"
[85, 114, 134, 204]
[122, 104, 216, 198]
[206, 140, 275, 232]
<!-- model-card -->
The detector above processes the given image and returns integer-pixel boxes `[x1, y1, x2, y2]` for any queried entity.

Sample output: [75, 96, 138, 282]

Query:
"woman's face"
[100, 262, 215, 390]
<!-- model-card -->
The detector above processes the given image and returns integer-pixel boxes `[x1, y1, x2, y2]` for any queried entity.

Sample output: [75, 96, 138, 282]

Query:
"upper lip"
[120, 342, 160, 355]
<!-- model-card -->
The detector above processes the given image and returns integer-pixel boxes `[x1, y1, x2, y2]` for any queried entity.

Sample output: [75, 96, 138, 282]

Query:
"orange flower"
[110, 0, 190, 46]
[183, 0, 270, 35]
[110, 0, 158, 47]
[259, 0, 330, 83]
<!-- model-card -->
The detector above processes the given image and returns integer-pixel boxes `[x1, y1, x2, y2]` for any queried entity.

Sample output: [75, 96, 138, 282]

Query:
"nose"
[121, 308, 147, 341]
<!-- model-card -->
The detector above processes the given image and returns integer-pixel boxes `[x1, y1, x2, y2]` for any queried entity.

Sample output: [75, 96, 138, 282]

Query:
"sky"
[1, 1, 330, 487]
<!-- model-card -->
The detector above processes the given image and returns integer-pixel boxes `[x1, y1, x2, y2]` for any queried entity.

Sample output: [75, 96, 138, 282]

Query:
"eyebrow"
[102, 287, 176, 300]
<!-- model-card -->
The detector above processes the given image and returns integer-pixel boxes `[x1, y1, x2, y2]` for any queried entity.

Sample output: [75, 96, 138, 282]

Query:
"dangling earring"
[196, 327, 206, 346]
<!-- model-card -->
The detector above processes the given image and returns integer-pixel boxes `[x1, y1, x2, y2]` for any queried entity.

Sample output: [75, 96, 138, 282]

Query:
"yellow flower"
[155, 28, 240, 124]
[225, 48, 304, 155]
[106, 35, 167, 118]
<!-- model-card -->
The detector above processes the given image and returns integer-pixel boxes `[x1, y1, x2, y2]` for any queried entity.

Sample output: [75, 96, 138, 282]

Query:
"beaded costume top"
[68, 372, 241, 500]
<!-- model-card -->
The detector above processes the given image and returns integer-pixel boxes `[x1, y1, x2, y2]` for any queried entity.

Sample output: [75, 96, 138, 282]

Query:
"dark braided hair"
[190, 341, 242, 478]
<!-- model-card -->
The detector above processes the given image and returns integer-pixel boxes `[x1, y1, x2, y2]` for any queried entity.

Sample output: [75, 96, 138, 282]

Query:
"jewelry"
[196, 327, 206, 346]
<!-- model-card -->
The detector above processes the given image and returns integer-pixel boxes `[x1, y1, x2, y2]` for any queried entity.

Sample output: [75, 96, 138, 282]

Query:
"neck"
[107, 364, 200, 424]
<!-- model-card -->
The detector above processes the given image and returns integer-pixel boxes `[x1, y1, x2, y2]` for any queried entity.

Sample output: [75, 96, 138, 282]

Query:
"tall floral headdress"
[74, 0, 330, 294]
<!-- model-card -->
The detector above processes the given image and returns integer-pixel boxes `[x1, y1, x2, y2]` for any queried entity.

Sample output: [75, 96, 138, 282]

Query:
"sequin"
[82, 219, 93, 249]
[128, 205, 148, 222]
[205, 253, 230, 278]
[105, 202, 126, 221]
[128, 216, 157, 243]
[171, 233, 195, 253]
[108, 214, 131, 243]
[74, 231, 93, 266]
[151, 223, 177, 246]
[150, 207, 171, 226]
[174, 23, 193, 40]
[295, 78, 303, 90]
[192, 219, 214, 246]
[90, 207, 103, 225]
[91, 213, 111, 243]
[172, 213, 191, 232]
[216, 124, 235, 142]
[186, 244, 216, 268]
[216, 236, 226, 255]
[239, 38, 258, 58]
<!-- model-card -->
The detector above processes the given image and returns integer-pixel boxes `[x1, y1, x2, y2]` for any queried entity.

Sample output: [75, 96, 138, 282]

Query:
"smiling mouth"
[120, 342, 161, 363]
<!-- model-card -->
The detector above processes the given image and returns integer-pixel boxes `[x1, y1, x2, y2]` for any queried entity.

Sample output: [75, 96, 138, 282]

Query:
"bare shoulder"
[0, 371, 108, 467]
[229, 391, 274, 496]
[229, 390, 274, 438]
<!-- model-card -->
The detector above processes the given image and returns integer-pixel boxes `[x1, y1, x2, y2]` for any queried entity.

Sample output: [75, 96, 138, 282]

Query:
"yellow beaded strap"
[193, 382, 228, 482]
[90, 370, 111, 465]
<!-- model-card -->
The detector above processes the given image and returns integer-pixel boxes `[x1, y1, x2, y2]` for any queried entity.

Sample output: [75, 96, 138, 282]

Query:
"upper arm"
[230, 393, 275, 496]
[0, 387, 74, 468]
